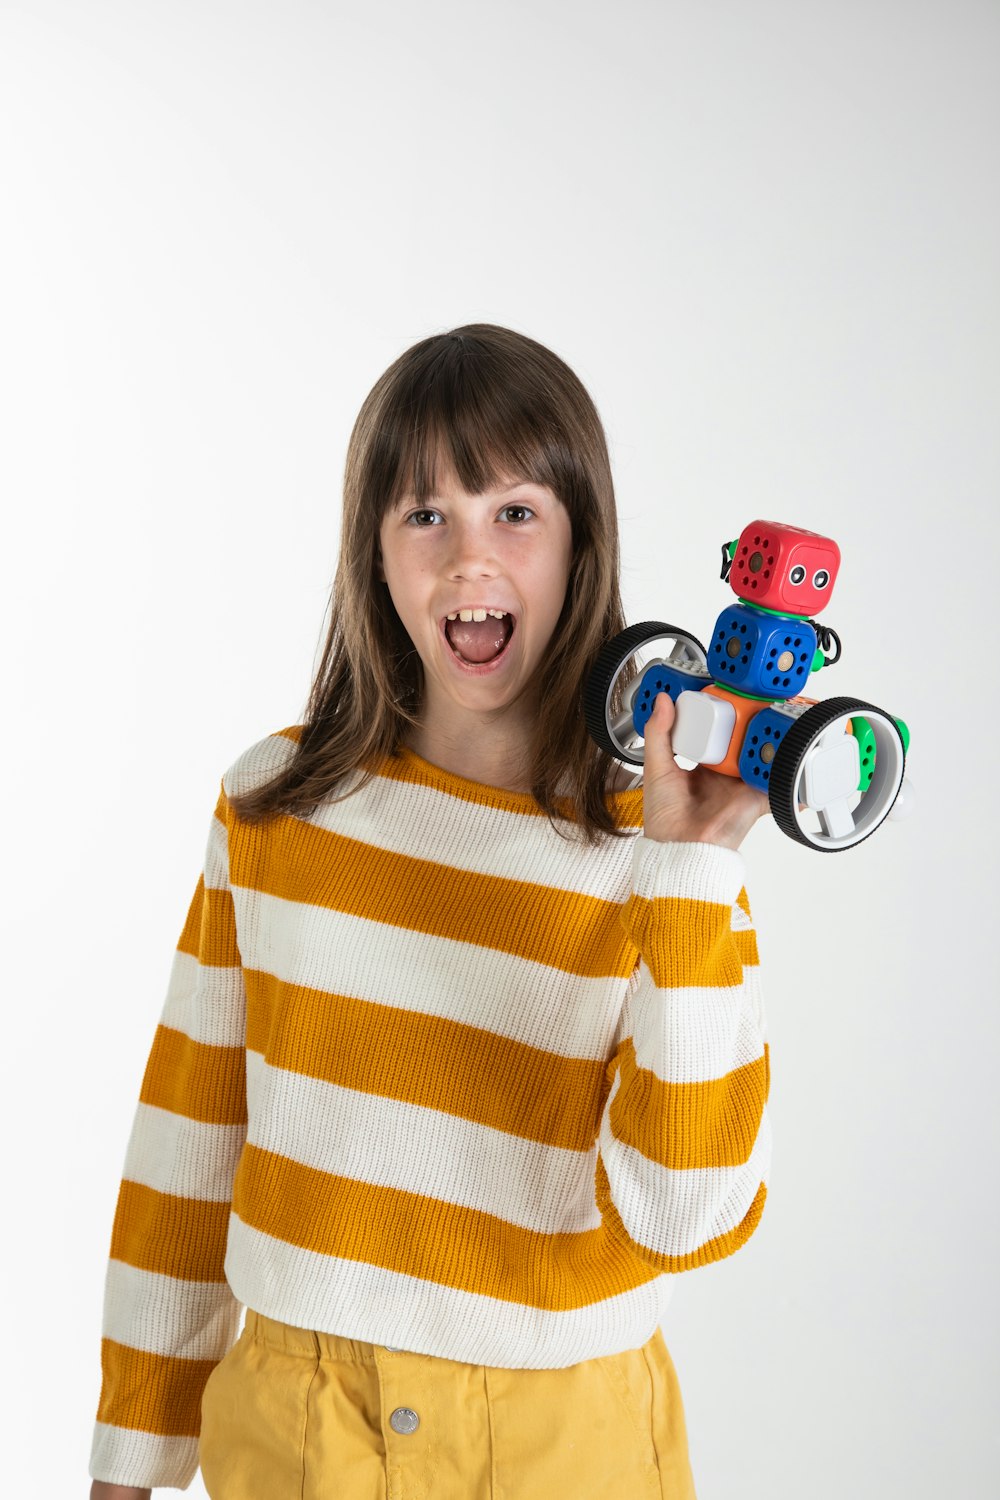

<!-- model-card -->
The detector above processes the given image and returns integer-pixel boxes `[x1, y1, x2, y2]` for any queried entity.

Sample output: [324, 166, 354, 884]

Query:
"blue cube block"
[631, 660, 710, 738]
[738, 705, 797, 788]
[708, 605, 817, 699]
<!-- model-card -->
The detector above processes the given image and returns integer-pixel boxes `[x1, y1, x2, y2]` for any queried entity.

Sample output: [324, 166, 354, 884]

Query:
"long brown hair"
[229, 323, 630, 843]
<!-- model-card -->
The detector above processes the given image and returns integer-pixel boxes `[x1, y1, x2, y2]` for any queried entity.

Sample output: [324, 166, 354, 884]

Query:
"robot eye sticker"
[584, 520, 912, 852]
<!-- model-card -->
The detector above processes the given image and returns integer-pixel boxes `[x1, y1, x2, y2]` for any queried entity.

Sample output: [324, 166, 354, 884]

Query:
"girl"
[89, 324, 771, 1500]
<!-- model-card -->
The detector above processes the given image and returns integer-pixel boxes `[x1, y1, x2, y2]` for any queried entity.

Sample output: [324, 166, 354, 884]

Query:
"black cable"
[814, 623, 842, 665]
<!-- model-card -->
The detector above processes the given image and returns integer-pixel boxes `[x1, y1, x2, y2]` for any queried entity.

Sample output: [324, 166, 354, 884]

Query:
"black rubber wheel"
[583, 621, 707, 765]
[768, 696, 906, 851]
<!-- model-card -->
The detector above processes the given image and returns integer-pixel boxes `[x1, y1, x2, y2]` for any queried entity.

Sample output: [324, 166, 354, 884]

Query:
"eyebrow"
[396, 479, 549, 506]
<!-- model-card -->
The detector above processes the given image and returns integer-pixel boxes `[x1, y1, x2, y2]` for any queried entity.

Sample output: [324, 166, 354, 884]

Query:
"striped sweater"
[91, 727, 771, 1490]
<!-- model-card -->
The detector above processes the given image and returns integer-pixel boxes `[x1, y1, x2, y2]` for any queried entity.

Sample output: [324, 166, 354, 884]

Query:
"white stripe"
[91, 1424, 201, 1489]
[232, 887, 627, 1060]
[743, 961, 767, 1036]
[202, 808, 230, 889]
[101, 1258, 241, 1360]
[630, 836, 747, 906]
[122, 1101, 245, 1201]
[223, 729, 298, 800]
[730, 901, 753, 931]
[225, 1215, 672, 1369]
[303, 767, 640, 900]
[598, 1074, 772, 1259]
[244, 1052, 601, 1235]
[630, 969, 767, 1084]
[160, 950, 245, 1047]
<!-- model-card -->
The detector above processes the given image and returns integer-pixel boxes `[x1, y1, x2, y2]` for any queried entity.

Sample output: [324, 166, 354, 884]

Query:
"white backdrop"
[3, 2, 998, 1496]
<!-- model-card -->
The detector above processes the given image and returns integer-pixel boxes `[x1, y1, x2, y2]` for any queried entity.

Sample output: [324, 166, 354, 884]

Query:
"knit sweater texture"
[91, 727, 771, 1489]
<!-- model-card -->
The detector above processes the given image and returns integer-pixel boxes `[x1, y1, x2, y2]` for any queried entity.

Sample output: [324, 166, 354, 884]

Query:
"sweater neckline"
[384, 745, 643, 821]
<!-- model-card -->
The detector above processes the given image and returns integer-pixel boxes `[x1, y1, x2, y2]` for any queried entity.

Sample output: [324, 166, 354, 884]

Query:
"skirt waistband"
[244, 1308, 387, 1365]
[242, 1307, 665, 1372]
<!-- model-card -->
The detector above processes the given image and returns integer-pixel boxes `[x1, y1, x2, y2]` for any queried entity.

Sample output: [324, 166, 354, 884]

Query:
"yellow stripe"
[228, 818, 637, 978]
[176, 880, 240, 967]
[110, 1180, 230, 1282]
[608, 1039, 767, 1170]
[97, 1338, 216, 1437]
[244, 970, 275, 1058]
[243, 970, 603, 1151]
[374, 746, 645, 826]
[175, 876, 206, 959]
[140, 1025, 247, 1126]
[232, 1143, 658, 1310]
[621, 892, 756, 988]
[374, 748, 556, 815]
[594, 1156, 768, 1271]
[736, 886, 752, 920]
[733, 929, 759, 967]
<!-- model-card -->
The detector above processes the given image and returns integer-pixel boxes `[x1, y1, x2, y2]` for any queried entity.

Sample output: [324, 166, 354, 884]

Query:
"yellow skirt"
[199, 1309, 696, 1500]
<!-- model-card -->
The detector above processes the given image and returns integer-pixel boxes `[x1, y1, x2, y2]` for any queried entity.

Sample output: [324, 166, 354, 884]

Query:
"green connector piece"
[893, 716, 911, 753]
[726, 538, 738, 560]
[851, 715, 877, 794]
[811, 647, 825, 672]
[733, 599, 813, 621]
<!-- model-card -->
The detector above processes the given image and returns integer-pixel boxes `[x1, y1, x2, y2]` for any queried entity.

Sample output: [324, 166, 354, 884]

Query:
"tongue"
[446, 617, 511, 663]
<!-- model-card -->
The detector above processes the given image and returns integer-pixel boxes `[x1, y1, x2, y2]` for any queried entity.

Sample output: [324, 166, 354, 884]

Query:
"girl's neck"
[403, 720, 535, 794]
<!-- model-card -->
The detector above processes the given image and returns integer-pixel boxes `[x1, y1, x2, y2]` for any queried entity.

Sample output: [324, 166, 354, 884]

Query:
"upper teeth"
[446, 609, 508, 622]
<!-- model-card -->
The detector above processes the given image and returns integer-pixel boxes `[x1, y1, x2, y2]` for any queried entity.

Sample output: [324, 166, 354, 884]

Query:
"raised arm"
[595, 835, 770, 1270]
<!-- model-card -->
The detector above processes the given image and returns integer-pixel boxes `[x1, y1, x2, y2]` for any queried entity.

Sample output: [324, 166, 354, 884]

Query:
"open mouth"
[443, 608, 516, 665]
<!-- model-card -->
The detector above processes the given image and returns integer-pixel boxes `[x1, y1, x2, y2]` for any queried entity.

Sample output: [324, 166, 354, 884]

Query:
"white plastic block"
[803, 731, 860, 809]
[672, 690, 736, 766]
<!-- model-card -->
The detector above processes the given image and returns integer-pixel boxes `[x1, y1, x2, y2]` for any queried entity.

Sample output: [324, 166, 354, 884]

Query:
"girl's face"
[378, 462, 574, 739]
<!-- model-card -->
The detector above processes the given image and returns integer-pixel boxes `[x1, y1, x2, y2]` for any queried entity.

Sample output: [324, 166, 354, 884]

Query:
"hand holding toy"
[640, 690, 770, 849]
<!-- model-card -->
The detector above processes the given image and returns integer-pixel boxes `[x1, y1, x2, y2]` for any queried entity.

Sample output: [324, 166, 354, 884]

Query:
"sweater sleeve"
[594, 836, 771, 1271]
[90, 786, 248, 1491]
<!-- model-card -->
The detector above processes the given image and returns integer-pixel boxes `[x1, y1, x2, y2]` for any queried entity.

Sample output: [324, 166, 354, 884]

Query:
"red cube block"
[729, 520, 841, 615]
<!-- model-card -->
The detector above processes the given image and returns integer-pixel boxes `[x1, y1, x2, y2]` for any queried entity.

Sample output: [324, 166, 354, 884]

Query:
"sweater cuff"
[629, 836, 747, 907]
[90, 1423, 200, 1489]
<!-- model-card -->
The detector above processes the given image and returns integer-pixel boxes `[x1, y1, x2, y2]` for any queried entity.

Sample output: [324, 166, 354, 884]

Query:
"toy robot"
[583, 520, 912, 851]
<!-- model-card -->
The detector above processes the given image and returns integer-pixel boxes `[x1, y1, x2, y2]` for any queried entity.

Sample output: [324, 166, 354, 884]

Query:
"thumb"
[643, 692, 679, 780]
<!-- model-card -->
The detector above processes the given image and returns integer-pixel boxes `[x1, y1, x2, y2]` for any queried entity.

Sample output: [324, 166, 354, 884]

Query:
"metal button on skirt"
[198, 1309, 696, 1500]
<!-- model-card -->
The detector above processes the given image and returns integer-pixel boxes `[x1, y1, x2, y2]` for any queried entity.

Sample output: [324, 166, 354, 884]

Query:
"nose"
[445, 515, 499, 581]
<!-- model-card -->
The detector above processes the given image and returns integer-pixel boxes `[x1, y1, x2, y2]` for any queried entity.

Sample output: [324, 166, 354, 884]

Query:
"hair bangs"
[384, 343, 579, 514]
